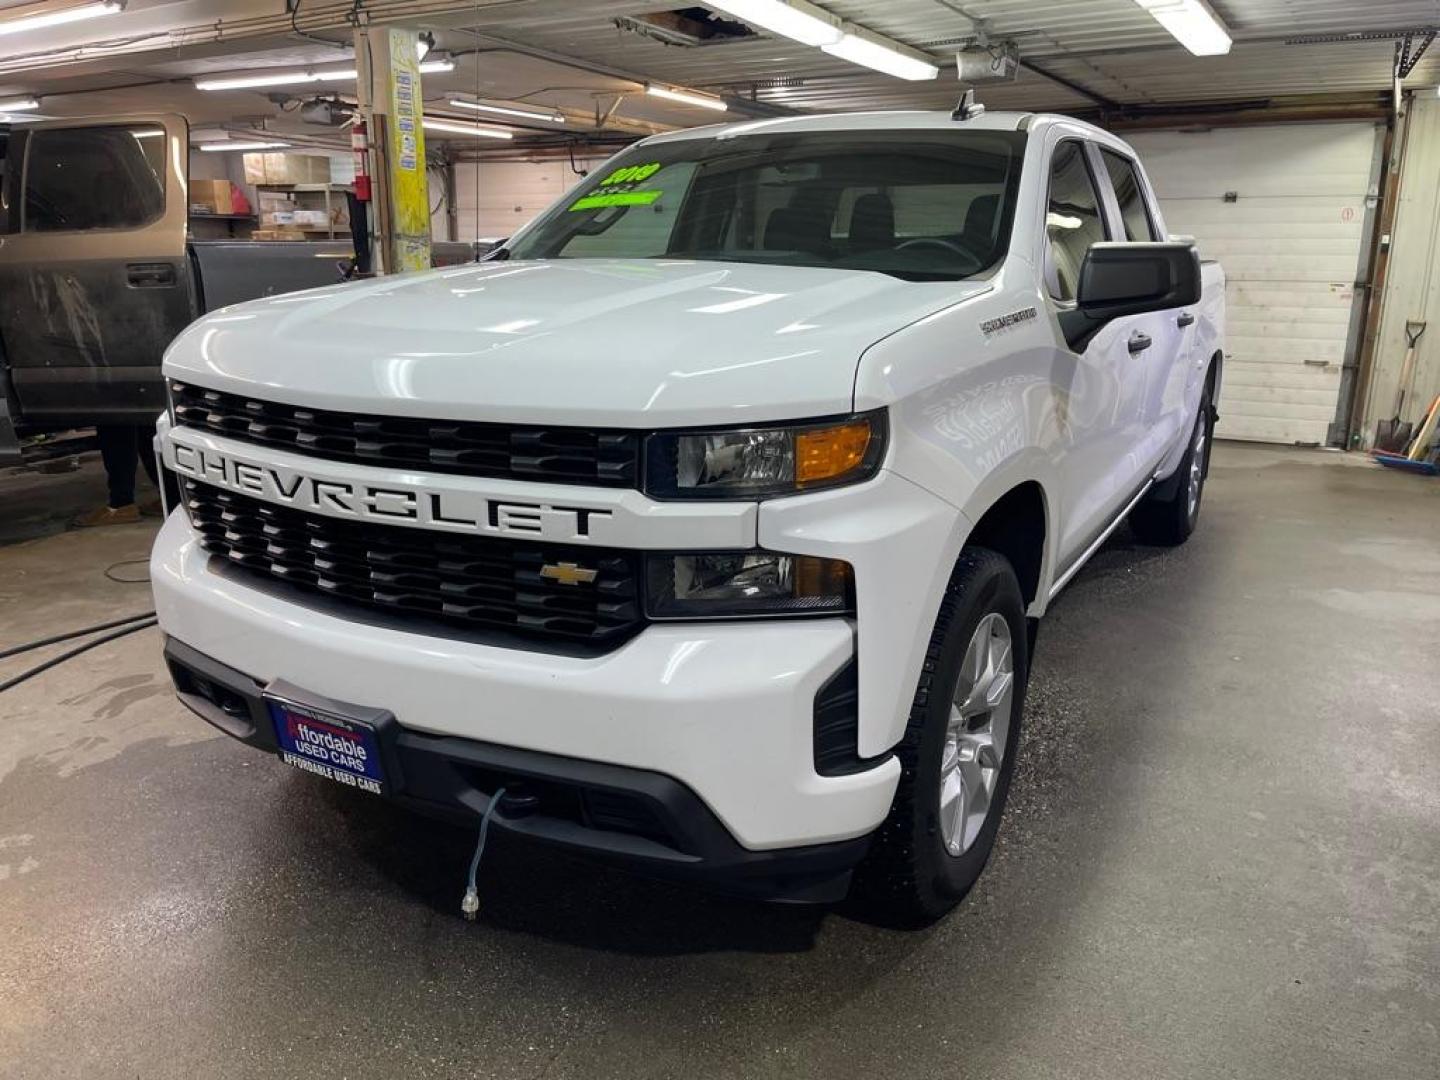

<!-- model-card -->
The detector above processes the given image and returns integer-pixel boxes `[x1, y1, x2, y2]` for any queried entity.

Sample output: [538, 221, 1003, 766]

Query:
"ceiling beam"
[1016, 58, 1122, 110]
[456, 30, 801, 118]
[1079, 92, 1390, 130]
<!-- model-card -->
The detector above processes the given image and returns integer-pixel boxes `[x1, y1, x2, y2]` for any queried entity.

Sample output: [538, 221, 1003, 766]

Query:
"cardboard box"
[260, 153, 331, 185]
[261, 153, 289, 184]
[242, 154, 267, 185]
[242, 153, 333, 186]
[250, 227, 306, 241]
[190, 179, 234, 215]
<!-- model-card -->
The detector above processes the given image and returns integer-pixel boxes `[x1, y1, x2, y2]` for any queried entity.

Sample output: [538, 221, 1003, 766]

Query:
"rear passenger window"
[1100, 150, 1160, 242]
[23, 123, 165, 233]
[1045, 141, 1108, 302]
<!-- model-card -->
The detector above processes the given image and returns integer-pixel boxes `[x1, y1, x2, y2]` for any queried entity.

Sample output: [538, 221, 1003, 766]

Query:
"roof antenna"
[952, 88, 986, 121]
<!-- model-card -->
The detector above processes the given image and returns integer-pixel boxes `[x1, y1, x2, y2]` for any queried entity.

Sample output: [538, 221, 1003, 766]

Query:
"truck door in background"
[0, 114, 193, 424]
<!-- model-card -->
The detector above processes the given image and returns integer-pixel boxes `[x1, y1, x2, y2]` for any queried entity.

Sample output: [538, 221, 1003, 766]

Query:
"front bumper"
[164, 638, 869, 901]
[151, 511, 900, 861]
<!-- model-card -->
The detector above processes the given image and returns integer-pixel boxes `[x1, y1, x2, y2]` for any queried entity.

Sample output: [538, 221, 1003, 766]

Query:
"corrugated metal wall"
[1362, 95, 1440, 445]
[1127, 123, 1381, 445]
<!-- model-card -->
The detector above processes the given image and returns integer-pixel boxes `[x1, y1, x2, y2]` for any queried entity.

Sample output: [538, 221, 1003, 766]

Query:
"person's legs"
[135, 425, 158, 488]
[133, 425, 164, 514]
[96, 423, 140, 508]
[74, 424, 147, 526]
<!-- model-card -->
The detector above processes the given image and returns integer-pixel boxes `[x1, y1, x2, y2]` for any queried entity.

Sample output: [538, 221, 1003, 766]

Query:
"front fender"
[759, 470, 968, 758]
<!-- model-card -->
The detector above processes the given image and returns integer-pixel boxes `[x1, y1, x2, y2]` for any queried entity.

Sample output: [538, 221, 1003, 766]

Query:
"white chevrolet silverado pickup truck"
[150, 109, 1224, 924]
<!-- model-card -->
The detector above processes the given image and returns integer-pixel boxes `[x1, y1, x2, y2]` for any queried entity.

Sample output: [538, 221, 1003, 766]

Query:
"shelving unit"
[254, 183, 350, 239]
[188, 212, 258, 239]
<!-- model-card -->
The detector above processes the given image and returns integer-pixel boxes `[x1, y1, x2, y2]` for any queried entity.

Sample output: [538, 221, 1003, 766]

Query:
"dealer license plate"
[267, 695, 386, 796]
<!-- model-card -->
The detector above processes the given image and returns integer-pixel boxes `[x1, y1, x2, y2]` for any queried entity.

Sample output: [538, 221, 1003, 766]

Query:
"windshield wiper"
[656, 251, 963, 282]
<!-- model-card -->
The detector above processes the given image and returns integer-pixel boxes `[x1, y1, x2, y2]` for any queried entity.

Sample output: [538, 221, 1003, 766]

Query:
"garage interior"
[2, 2, 1438, 1078]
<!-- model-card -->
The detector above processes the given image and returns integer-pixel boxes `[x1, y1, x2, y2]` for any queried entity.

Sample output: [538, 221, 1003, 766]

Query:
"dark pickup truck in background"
[0, 113, 475, 460]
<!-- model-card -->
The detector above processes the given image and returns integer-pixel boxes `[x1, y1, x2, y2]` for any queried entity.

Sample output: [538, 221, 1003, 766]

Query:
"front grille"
[183, 479, 642, 646]
[170, 381, 641, 488]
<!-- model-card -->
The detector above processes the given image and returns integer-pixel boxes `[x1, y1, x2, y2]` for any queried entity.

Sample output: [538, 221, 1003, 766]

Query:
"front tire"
[1130, 384, 1213, 546]
[855, 547, 1029, 926]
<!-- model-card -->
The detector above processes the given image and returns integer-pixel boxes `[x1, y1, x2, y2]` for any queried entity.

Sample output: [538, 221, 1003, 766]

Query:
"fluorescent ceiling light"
[1133, 0, 1232, 56]
[195, 69, 352, 91]
[704, 0, 841, 47]
[449, 99, 565, 123]
[422, 118, 512, 139]
[703, 2, 941, 83]
[198, 141, 289, 152]
[0, 1, 123, 39]
[821, 29, 938, 80]
[196, 58, 453, 92]
[0, 96, 39, 111]
[645, 84, 728, 111]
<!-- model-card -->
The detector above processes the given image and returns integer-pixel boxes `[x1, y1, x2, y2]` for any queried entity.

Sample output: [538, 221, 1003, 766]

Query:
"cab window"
[1100, 149, 1160, 242]
[23, 123, 165, 233]
[1044, 141, 1109, 302]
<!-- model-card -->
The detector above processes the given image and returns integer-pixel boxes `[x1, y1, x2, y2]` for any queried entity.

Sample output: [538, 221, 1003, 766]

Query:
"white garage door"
[1125, 123, 1381, 444]
[435, 157, 609, 243]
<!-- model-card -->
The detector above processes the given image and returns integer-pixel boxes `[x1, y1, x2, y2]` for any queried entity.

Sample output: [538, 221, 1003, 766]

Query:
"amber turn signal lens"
[794, 555, 853, 599]
[795, 420, 872, 484]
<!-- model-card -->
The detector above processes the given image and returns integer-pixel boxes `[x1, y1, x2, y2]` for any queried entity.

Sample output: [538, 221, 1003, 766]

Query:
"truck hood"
[166, 259, 988, 427]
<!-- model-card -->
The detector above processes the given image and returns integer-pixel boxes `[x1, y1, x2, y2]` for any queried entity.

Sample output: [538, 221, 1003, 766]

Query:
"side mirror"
[1062, 241, 1201, 350]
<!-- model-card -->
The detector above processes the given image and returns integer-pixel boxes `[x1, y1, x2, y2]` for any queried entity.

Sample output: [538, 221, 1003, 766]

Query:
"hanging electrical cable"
[461, 785, 507, 920]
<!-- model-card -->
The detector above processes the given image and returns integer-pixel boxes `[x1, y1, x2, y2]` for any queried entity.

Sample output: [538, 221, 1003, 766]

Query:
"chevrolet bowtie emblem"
[540, 561, 598, 586]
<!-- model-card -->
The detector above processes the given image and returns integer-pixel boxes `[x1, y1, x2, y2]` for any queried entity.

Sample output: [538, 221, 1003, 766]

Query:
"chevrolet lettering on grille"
[168, 441, 614, 542]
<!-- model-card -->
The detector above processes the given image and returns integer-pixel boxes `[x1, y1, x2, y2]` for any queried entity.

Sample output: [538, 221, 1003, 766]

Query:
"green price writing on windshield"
[598, 162, 662, 186]
[568, 190, 663, 212]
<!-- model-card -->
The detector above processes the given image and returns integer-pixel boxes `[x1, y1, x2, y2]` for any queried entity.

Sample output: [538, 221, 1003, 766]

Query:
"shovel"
[1376, 320, 1428, 452]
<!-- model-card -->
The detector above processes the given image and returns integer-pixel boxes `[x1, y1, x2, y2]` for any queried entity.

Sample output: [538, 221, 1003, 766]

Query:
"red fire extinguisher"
[352, 119, 371, 203]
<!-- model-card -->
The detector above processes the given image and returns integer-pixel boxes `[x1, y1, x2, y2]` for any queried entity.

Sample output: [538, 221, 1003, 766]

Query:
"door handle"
[1128, 331, 1153, 355]
[126, 262, 177, 288]
[1176, 312, 1196, 328]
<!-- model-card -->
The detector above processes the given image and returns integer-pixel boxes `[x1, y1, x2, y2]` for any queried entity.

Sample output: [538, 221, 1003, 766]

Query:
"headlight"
[646, 552, 853, 619]
[644, 412, 886, 499]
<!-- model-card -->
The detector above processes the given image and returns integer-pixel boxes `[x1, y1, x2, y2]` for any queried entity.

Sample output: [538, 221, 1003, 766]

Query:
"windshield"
[506, 130, 1026, 282]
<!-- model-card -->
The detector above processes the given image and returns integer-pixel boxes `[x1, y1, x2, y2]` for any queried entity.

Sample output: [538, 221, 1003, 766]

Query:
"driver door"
[1043, 137, 1150, 566]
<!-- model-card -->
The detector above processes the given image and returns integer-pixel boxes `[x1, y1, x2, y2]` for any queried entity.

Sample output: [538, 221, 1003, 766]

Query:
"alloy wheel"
[1187, 410, 1208, 521]
[939, 612, 1015, 856]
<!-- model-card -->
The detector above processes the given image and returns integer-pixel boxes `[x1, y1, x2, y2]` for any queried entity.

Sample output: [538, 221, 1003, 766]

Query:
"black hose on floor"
[0, 610, 158, 662]
[0, 618, 158, 695]
[103, 558, 151, 585]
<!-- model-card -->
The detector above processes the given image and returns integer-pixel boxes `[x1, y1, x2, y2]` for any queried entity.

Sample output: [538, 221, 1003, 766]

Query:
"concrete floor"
[1, 443, 1437, 1080]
